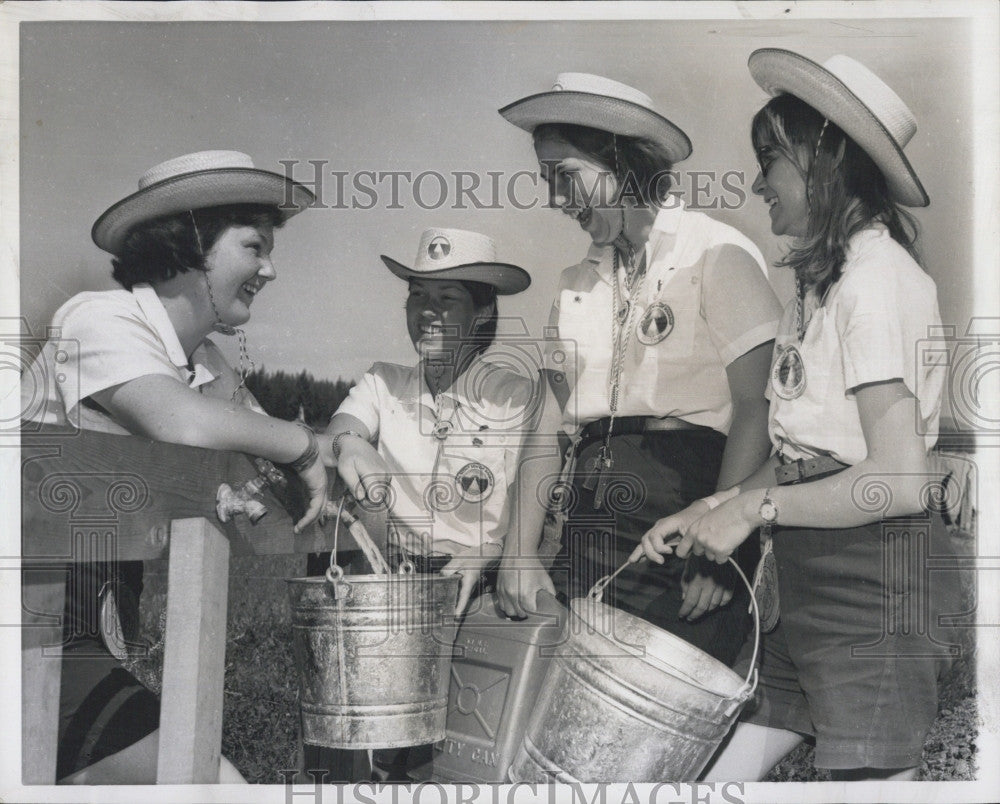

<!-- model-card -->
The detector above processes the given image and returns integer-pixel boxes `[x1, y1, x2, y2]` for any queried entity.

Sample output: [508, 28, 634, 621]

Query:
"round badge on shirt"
[455, 462, 494, 502]
[771, 344, 807, 399]
[636, 302, 674, 345]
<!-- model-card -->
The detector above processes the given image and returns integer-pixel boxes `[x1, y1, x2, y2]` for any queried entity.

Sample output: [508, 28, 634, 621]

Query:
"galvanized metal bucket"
[509, 558, 760, 782]
[287, 503, 460, 749]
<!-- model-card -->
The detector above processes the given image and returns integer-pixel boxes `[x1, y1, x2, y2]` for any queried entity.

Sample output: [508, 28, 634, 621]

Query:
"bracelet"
[289, 425, 320, 473]
[702, 493, 723, 510]
[332, 429, 368, 460]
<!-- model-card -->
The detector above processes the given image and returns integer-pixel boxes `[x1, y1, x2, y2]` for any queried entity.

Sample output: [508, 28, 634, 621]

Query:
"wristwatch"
[759, 488, 778, 525]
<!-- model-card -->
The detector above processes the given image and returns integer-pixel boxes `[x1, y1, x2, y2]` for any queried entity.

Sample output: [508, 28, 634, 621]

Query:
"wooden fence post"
[156, 517, 231, 783]
[21, 567, 65, 785]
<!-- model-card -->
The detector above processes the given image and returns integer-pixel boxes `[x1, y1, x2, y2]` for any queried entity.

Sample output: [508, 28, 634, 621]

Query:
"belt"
[774, 454, 849, 485]
[579, 415, 705, 443]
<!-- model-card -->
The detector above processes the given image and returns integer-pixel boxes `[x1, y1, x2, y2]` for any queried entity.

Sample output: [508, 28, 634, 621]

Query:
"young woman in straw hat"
[641, 51, 961, 780]
[23, 150, 326, 783]
[495, 74, 782, 666]
[324, 227, 555, 781]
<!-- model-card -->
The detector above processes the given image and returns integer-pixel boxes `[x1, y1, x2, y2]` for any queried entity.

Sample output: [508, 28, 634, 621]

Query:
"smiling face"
[534, 135, 623, 247]
[203, 223, 276, 327]
[405, 278, 492, 361]
[752, 143, 811, 238]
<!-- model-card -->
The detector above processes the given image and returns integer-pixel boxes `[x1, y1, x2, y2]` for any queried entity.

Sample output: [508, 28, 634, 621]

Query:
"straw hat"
[381, 228, 531, 295]
[92, 150, 317, 255]
[499, 72, 692, 164]
[748, 49, 928, 207]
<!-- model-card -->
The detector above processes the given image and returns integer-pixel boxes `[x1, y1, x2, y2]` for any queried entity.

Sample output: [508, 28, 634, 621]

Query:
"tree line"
[244, 367, 354, 430]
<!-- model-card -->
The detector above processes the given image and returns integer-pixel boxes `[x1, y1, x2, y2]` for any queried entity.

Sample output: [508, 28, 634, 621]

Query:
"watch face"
[760, 500, 778, 523]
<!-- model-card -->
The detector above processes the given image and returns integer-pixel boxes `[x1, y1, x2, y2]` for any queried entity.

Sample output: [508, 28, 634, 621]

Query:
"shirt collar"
[580, 197, 687, 285]
[650, 195, 686, 235]
[131, 283, 217, 388]
[407, 351, 495, 410]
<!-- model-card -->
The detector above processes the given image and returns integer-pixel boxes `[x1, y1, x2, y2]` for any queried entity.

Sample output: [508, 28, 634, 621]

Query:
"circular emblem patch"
[636, 302, 675, 345]
[427, 236, 451, 260]
[771, 344, 806, 400]
[455, 462, 494, 503]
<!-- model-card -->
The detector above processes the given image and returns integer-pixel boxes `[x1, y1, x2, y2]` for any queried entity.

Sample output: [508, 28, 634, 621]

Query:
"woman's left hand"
[676, 494, 757, 564]
[441, 543, 503, 616]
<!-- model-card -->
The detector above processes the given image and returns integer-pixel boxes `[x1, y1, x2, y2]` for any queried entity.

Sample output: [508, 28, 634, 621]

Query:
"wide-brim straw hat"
[381, 228, 531, 295]
[92, 150, 317, 255]
[748, 49, 928, 207]
[499, 72, 692, 164]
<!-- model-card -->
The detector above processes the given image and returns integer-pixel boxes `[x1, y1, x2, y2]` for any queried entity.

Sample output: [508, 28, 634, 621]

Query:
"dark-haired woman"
[327, 227, 551, 616]
[495, 74, 781, 664]
[642, 52, 960, 781]
[23, 150, 326, 783]
[324, 228, 553, 782]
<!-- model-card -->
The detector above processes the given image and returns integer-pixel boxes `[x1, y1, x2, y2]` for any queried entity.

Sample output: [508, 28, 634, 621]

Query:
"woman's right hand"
[495, 554, 557, 619]
[294, 454, 329, 534]
[636, 499, 711, 563]
[335, 437, 393, 507]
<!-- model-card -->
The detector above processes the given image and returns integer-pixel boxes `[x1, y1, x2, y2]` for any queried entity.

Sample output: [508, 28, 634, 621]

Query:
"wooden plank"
[21, 567, 65, 785]
[156, 518, 230, 784]
[21, 426, 356, 560]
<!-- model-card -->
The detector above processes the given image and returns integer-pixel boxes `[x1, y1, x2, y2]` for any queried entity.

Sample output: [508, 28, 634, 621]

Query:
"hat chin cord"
[190, 209, 255, 401]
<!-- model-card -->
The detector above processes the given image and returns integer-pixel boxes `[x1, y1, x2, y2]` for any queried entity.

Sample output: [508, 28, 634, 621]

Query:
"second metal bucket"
[288, 570, 460, 749]
[509, 560, 759, 782]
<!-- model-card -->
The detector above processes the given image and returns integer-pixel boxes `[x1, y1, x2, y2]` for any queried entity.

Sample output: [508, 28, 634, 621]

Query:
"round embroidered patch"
[636, 302, 675, 345]
[455, 462, 495, 503]
[427, 236, 451, 260]
[771, 343, 806, 400]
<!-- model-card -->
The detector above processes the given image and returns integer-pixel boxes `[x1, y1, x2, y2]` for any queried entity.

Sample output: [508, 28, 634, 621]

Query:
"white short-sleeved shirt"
[22, 283, 263, 433]
[767, 227, 945, 465]
[336, 354, 541, 556]
[546, 199, 781, 435]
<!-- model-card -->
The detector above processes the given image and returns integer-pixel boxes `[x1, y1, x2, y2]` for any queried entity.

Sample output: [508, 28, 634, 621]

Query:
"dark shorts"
[554, 429, 756, 667]
[742, 515, 963, 769]
[57, 558, 158, 780]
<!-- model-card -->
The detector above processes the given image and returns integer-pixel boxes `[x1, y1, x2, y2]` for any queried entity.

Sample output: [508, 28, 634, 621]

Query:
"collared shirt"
[336, 352, 541, 556]
[22, 283, 262, 434]
[546, 199, 781, 435]
[767, 226, 945, 465]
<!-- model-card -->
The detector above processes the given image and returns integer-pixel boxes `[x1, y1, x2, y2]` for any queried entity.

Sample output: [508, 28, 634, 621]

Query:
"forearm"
[96, 377, 310, 463]
[737, 454, 928, 532]
[503, 449, 561, 561]
[716, 396, 773, 491]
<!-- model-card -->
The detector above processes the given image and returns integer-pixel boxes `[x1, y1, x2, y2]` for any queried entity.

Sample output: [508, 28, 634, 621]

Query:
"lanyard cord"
[607, 246, 648, 439]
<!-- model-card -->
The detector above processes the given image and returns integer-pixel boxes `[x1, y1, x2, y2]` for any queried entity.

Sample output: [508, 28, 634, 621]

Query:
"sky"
[15, 10, 985, 384]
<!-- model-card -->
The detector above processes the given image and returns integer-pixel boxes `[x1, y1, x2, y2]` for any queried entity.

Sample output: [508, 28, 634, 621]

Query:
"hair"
[751, 93, 920, 298]
[532, 123, 675, 206]
[111, 204, 285, 290]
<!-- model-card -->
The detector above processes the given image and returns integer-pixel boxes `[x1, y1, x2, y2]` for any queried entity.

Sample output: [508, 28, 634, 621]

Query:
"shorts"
[744, 514, 962, 769]
[57, 562, 158, 780]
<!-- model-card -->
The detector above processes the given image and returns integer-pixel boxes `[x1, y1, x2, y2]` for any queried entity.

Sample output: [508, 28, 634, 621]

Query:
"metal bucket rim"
[568, 597, 750, 703]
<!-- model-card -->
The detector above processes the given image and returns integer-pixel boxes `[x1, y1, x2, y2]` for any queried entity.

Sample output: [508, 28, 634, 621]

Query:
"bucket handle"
[326, 495, 393, 578]
[588, 544, 760, 701]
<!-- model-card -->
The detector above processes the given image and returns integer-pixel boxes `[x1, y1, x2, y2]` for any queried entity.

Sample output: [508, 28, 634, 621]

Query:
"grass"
[126, 541, 979, 784]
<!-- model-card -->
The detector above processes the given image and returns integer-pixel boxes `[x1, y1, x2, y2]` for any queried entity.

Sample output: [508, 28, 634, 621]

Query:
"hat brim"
[92, 168, 317, 255]
[499, 91, 692, 164]
[748, 48, 928, 207]
[380, 256, 531, 295]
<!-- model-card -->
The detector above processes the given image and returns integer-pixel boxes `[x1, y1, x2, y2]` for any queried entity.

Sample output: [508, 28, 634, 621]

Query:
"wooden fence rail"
[20, 426, 349, 784]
